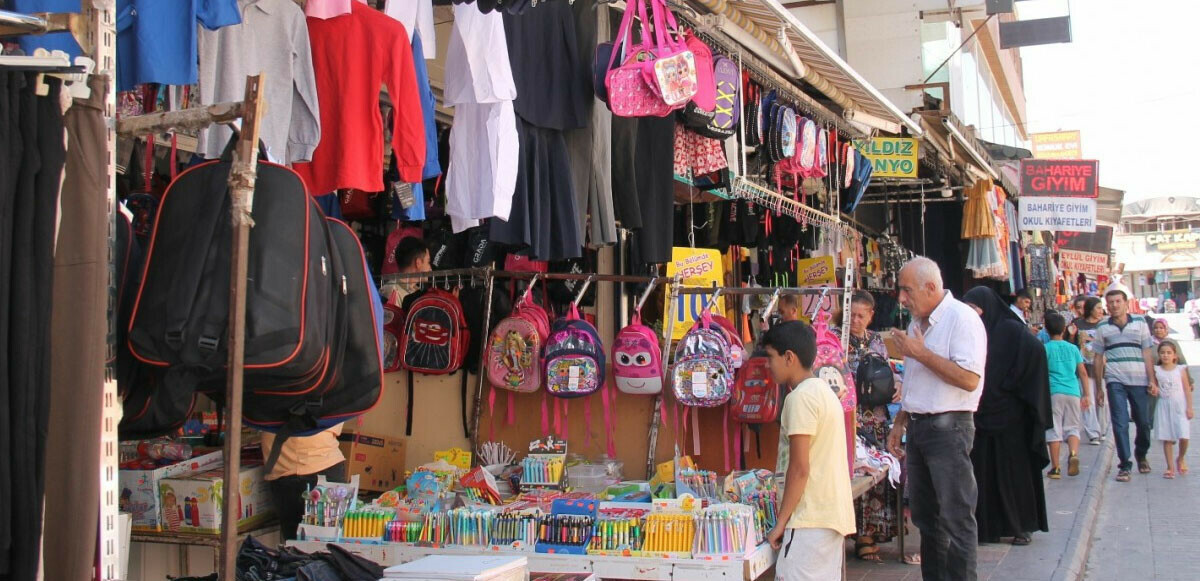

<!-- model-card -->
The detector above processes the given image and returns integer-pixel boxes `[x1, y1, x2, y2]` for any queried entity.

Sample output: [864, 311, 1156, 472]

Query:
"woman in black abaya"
[963, 287, 1052, 545]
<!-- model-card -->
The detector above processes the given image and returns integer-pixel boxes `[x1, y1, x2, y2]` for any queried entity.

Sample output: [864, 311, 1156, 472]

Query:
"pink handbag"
[605, 0, 696, 117]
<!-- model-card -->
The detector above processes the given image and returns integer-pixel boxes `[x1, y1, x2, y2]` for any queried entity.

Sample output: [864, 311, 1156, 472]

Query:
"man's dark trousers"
[907, 411, 979, 581]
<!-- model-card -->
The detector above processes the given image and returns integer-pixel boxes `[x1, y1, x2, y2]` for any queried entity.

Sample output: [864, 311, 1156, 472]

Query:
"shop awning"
[1097, 187, 1125, 227]
[688, 0, 923, 137]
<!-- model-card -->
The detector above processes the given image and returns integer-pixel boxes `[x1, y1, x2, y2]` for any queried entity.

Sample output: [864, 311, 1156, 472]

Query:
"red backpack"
[398, 287, 470, 375]
[731, 353, 779, 423]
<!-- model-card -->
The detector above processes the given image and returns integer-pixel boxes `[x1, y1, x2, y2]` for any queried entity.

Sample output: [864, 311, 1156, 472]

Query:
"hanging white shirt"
[443, 4, 518, 233]
[385, 0, 437, 59]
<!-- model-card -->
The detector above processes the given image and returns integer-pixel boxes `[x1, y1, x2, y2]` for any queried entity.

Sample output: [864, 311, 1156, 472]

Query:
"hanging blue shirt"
[392, 31, 441, 222]
[10, 0, 82, 59]
[115, 0, 241, 91]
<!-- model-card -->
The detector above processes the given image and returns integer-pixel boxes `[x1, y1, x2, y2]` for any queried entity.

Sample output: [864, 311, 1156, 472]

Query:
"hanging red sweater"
[293, 2, 426, 195]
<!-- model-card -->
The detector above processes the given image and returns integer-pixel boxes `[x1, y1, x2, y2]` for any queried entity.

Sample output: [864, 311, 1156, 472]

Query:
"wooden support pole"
[219, 74, 265, 581]
[116, 100, 246, 138]
[469, 272, 497, 458]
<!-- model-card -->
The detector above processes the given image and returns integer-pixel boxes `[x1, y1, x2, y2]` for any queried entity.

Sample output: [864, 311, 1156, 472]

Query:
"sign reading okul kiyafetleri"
[1019, 198, 1097, 233]
[852, 138, 919, 178]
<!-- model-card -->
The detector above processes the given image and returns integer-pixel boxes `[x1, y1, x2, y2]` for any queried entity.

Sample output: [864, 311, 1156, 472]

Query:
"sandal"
[1068, 454, 1080, 477]
[1116, 470, 1132, 482]
[1179, 458, 1189, 474]
[1164, 470, 1175, 479]
[1012, 534, 1032, 546]
[1138, 459, 1152, 474]
[903, 554, 922, 566]
[855, 537, 880, 561]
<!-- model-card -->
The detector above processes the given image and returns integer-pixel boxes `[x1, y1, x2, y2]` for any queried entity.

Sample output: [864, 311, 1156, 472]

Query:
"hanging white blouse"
[385, 0, 437, 60]
[443, 4, 519, 233]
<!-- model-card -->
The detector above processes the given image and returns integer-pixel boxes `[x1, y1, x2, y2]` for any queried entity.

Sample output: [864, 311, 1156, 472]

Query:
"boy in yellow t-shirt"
[761, 321, 856, 580]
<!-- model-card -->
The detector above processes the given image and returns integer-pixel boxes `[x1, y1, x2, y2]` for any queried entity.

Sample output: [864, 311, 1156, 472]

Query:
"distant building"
[1113, 196, 1200, 310]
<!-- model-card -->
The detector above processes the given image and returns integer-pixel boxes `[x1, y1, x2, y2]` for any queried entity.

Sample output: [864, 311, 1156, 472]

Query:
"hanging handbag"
[605, 0, 696, 117]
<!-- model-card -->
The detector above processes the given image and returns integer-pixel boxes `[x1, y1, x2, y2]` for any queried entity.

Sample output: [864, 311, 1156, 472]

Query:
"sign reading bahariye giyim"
[1020, 159, 1099, 197]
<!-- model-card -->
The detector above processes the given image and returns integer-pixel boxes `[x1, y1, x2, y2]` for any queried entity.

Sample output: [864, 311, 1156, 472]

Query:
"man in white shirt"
[887, 258, 988, 581]
[1011, 289, 1032, 324]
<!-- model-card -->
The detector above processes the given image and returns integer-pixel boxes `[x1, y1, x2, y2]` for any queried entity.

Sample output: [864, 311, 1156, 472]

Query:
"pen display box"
[535, 498, 598, 555]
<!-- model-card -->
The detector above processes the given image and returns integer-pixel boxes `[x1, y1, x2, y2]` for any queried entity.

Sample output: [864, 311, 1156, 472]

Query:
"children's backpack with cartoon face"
[543, 304, 606, 398]
[672, 310, 734, 407]
[487, 301, 547, 393]
[399, 287, 470, 374]
[613, 312, 663, 395]
[731, 352, 779, 423]
[812, 313, 855, 412]
[695, 56, 740, 140]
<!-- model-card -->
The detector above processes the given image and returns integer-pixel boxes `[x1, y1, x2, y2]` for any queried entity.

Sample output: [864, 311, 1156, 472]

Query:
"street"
[850, 313, 1200, 581]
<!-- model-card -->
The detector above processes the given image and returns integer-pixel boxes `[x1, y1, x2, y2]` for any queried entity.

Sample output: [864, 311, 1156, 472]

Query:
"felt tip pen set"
[588, 514, 644, 554]
[384, 520, 424, 543]
[535, 515, 594, 551]
[489, 513, 540, 549]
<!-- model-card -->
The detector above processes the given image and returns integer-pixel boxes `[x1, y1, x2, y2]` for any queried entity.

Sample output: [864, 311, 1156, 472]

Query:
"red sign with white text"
[1020, 159, 1099, 198]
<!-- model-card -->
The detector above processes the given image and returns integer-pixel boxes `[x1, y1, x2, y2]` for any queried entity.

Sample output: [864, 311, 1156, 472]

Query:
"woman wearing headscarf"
[963, 286, 1052, 545]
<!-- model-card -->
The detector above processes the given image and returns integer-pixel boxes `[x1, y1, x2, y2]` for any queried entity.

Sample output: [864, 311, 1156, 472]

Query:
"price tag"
[569, 366, 581, 391]
[692, 370, 709, 397]
[392, 181, 416, 209]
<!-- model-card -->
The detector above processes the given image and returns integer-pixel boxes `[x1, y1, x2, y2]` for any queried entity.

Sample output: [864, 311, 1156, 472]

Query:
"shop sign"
[665, 247, 726, 340]
[1018, 197, 1097, 232]
[1031, 130, 1082, 160]
[852, 138, 919, 178]
[1020, 159, 1099, 197]
[1058, 249, 1109, 275]
[796, 256, 836, 286]
[1056, 226, 1113, 254]
[1144, 229, 1200, 250]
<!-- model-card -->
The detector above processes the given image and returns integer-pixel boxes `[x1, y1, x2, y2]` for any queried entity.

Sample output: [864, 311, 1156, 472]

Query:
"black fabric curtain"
[0, 71, 66, 581]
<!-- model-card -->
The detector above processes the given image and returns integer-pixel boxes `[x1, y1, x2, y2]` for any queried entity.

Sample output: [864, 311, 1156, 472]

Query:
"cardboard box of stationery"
[119, 450, 223, 532]
[158, 461, 273, 535]
[338, 428, 407, 492]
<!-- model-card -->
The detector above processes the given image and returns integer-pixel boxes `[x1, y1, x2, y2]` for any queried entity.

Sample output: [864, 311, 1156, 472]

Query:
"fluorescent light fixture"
[845, 109, 902, 134]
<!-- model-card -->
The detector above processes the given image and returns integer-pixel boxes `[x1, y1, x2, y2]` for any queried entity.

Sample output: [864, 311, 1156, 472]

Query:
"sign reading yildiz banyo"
[852, 138, 919, 178]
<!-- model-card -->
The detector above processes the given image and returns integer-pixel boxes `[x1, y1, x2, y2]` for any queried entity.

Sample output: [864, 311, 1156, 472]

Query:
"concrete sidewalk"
[847, 433, 1114, 581]
[1084, 413, 1200, 581]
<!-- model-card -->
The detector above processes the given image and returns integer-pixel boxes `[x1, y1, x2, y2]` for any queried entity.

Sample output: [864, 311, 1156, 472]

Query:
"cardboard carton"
[158, 462, 273, 535]
[338, 429, 406, 492]
[119, 450, 223, 531]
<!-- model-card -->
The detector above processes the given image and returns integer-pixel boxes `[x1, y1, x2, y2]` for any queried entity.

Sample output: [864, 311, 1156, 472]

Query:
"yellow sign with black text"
[853, 138, 919, 178]
[665, 247, 726, 340]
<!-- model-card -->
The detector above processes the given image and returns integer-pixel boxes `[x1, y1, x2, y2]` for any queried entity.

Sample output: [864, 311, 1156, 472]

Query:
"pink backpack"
[613, 312, 663, 395]
[487, 303, 547, 394]
[812, 312, 857, 476]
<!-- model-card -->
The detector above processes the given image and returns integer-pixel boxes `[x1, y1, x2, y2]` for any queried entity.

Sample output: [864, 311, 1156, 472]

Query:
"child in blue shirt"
[1044, 312, 1091, 478]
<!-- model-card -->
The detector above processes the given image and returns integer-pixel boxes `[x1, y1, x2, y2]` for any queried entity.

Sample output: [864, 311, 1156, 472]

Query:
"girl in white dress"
[1154, 341, 1194, 478]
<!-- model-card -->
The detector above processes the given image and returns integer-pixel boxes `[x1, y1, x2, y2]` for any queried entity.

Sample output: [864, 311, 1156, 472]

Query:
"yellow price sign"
[664, 247, 726, 341]
[433, 447, 472, 470]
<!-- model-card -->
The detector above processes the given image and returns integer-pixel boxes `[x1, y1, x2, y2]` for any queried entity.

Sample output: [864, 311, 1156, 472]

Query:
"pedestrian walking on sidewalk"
[887, 258, 987, 581]
[1075, 297, 1109, 444]
[1094, 289, 1158, 482]
[963, 287, 1051, 546]
[1041, 312, 1090, 479]
[1153, 341, 1193, 479]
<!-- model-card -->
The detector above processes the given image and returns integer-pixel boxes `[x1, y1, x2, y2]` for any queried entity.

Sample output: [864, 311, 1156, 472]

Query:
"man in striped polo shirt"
[1094, 289, 1159, 482]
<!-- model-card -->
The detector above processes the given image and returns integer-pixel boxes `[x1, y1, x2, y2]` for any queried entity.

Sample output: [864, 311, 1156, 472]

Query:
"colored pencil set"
[642, 514, 696, 553]
[536, 514, 594, 547]
[521, 456, 564, 485]
[747, 490, 778, 537]
[589, 515, 643, 551]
